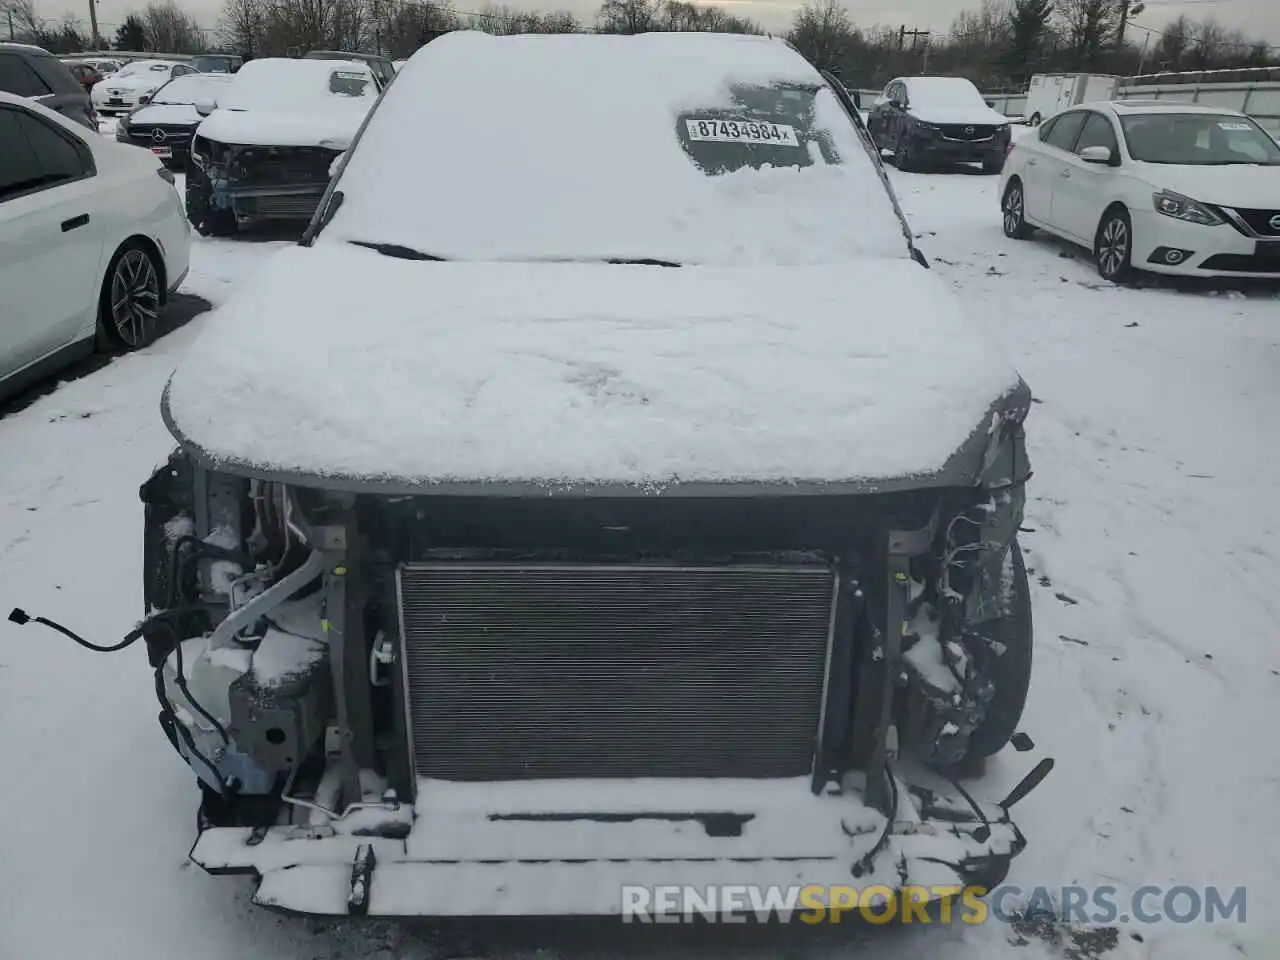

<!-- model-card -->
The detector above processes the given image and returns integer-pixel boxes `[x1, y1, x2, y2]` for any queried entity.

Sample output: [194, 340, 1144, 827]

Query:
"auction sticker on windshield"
[685, 118, 800, 146]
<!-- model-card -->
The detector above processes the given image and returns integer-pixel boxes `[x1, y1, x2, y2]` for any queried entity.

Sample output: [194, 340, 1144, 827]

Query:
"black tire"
[1095, 206, 1135, 283]
[97, 240, 163, 351]
[1002, 179, 1034, 240]
[964, 539, 1033, 761]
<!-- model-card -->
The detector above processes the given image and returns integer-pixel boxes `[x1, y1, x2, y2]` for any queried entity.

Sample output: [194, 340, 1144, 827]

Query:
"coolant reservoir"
[163, 634, 251, 734]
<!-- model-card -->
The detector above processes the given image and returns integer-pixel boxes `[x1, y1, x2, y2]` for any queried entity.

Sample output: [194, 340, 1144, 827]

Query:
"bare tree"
[143, 0, 206, 52]
[3, 0, 45, 41]
[789, 0, 858, 74]
[596, 0, 661, 34]
[219, 0, 268, 55]
[1057, 0, 1115, 67]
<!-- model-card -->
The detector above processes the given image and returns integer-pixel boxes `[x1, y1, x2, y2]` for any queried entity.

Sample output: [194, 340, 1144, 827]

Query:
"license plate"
[151, 146, 172, 158]
[684, 118, 800, 146]
[108, 97, 123, 104]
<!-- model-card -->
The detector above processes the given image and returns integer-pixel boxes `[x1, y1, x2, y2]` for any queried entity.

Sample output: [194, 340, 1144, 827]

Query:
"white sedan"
[92, 59, 200, 115]
[1000, 100, 1280, 281]
[0, 92, 191, 401]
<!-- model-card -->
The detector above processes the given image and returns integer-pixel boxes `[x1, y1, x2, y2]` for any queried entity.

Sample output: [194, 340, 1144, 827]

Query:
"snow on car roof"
[117, 59, 175, 75]
[1109, 99, 1247, 116]
[218, 57, 377, 112]
[322, 30, 910, 265]
[902, 76, 986, 108]
[163, 244, 1021, 490]
[151, 72, 233, 104]
[196, 57, 378, 147]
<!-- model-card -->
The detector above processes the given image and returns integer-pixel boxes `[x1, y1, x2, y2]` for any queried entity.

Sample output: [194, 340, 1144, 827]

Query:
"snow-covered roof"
[903, 76, 985, 109]
[163, 244, 1021, 491]
[324, 30, 909, 265]
[196, 58, 377, 148]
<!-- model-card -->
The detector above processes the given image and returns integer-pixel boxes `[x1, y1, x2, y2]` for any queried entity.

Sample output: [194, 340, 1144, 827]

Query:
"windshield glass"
[151, 74, 228, 105]
[1120, 113, 1280, 165]
[321, 32, 908, 266]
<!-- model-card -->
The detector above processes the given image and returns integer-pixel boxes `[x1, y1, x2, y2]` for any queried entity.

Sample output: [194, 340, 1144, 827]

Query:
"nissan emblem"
[1269, 214, 1280, 232]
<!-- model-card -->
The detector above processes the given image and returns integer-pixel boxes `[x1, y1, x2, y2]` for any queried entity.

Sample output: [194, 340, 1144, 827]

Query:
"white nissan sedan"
[92, 59, 199, 115]
[0, 92, 190, 402]
[1000, 100, 1280, 282]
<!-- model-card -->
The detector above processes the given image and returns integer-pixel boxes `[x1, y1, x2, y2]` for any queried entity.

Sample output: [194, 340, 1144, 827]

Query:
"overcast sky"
[37, 0, 1280, 52]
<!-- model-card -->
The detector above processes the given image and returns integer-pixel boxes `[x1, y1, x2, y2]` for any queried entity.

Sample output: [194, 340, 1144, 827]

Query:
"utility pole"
[8, 10, 15, 41]
[899, 26, 930, 53]
[88, 0, 102, 49]
[1116, 0, 1145, 51]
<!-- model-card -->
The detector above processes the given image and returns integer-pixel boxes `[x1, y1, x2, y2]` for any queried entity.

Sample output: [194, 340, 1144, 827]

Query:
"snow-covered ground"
[2, 144, 1279, 959]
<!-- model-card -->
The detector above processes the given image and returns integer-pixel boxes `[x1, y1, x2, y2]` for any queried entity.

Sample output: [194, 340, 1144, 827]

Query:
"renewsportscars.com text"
[621, 884, 1247, 925]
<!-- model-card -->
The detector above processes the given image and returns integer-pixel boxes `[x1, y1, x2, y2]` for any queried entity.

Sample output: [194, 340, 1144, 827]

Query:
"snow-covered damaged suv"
[32, 32, 1052, 917]
[184, 57, 378, 236]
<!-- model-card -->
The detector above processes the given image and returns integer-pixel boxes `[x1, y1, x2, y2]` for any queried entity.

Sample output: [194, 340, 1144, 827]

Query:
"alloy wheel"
[1098, 216, 1129, 279]
[110, 248, 161, 348]
[1003, 186, 1024, 235]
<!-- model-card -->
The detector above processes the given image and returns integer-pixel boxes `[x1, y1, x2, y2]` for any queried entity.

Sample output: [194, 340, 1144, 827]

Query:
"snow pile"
[328, 31, 909, 265]
[197, 58, 377, 148]
[164, 243, 1020, 487]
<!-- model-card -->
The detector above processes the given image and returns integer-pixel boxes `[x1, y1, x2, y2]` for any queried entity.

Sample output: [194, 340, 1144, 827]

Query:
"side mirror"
[138, 94, 150, 104]
[195, 100, 216, 117]
[1079, 145, 1116, 165]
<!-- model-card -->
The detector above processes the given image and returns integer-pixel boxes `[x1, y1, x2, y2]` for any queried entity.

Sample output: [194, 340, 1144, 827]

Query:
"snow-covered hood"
[1135, 162, 1280, 209]
[101, 73, 165, 93]
[195, 107, 368, 149]
[162, 243, 1024, 492]
[128, 102, 200, 126]
[912, 105, 1010, 127]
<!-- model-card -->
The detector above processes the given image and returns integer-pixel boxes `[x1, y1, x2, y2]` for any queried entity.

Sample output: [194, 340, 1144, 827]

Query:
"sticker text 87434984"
[685, 118, 800, 146]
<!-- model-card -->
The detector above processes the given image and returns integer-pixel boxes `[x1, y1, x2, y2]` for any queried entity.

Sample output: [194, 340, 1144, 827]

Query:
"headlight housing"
[1153, 190, 1224, 226]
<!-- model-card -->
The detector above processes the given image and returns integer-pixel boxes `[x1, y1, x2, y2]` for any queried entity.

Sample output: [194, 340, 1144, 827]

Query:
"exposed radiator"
[397, 563, 837, 781]
[237, 194, 323, 220]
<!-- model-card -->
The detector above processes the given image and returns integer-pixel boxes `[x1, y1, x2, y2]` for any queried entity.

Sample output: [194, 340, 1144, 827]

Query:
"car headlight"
[1153, 190, 1224, 226]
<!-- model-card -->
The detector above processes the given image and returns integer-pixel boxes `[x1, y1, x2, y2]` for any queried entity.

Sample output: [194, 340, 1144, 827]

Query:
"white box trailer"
[1025, 73, 1119, 126]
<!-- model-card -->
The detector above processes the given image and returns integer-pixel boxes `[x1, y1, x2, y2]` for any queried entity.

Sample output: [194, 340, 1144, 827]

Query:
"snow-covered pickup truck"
[95, 32, 1051, 917]
[184, 57, 378, 236]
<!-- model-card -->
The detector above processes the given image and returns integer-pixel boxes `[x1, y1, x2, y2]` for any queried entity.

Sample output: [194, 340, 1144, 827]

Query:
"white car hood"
[129, 102, 200, 126]
[162, 243, 1023, 490]
[102, 74, 164, 93]
[1138, 163, 1280, 210]
[195, 107, 366, 149]
[912, 105, 1009, 126]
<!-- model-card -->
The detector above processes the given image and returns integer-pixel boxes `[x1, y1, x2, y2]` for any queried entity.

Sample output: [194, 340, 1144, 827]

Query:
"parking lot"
[2, 105, 1279, 960]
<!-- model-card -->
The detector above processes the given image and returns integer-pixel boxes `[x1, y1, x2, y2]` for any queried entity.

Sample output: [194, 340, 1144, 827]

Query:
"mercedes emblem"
[151, 128, 167, 143]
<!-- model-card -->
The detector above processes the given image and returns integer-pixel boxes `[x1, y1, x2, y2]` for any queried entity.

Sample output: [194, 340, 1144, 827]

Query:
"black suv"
[303, 50, 396, 89]
[868, 76, 1011, 173]
[0, 42, 95, 131]
[192, 53, 244, 74]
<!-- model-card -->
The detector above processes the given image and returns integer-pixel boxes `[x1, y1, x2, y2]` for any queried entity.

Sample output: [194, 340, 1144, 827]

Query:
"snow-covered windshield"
[904, 77, 987, 111]
[321, 31, 908, 266]
[1120, 113, 1280, 165]
[218, 58, 377, 112]
[117, 60, 172, 79]
[151, 74, 232, 106]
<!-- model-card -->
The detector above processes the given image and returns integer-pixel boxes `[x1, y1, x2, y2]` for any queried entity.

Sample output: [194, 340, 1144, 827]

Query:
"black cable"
[851, 759, 900, 878]
[8, 605, 205, 653]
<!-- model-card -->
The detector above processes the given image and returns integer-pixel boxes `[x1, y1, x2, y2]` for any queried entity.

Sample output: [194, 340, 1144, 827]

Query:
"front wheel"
[1095, 207, 1135, 283]
[98, 241, 163, 351]
[963, 539, 1033, 761]
[894, 137, 916, 172]
[1002, 179, 1034, 239]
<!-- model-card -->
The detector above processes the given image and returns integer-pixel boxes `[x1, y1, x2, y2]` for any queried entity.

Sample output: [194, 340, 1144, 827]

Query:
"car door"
[1054, 111, 1122, 242]
[1032, 110, 1088, 232]
[0, 105, 106, 380]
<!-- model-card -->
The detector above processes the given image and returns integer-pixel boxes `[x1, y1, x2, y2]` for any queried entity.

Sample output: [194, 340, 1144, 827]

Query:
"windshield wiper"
[605, 257, 682, 267]
[349, 240, 447, 261]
